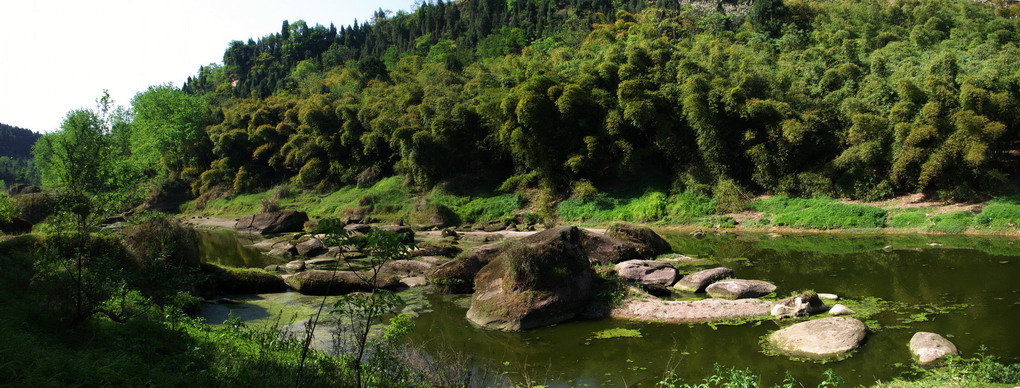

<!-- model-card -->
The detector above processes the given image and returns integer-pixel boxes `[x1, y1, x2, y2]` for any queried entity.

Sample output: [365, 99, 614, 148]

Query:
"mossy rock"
[466, 226, 594, 331]
[429, 242, 502, 294]
[407, 200, 458, 230]
[606, 223, 672, 258]
[201, 263, 287, 294]
[412, 241, 462, 258]
[284, 270, 399, 295]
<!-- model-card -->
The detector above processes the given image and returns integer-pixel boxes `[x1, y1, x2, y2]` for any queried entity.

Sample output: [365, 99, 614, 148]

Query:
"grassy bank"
[180, 176, 1020, 236]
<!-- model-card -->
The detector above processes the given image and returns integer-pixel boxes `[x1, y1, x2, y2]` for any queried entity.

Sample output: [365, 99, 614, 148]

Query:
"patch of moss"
[591, 328, 642, 339]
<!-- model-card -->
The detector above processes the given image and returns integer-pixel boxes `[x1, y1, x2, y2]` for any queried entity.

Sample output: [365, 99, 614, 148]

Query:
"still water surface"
[198, 230, 1020, 386]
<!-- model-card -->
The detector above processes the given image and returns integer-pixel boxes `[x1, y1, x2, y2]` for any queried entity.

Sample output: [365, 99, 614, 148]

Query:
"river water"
[197, 230, 1020, 386]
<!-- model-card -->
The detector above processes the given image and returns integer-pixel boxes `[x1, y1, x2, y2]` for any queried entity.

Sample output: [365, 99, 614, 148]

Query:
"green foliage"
[129, 84, 211, 178]
[0, 193, 12, 223]
[974, 201, 1020, 231]
[928, 211, 974, 234]
[772, 203, 888, 230]
[888, 211, 929, 229]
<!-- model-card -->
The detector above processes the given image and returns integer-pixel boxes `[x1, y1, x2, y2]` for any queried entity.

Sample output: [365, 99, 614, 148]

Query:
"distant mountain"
[0, 123, 40, 160]
[0, 123, 41, 186]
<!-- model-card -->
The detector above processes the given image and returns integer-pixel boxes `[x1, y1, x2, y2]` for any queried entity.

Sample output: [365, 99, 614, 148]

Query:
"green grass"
[425, 191, 524, 224]
[183, 176, 526, 225]
[929, 211, 974, 234]
[888, 211, 929, 229]
[557, 190, 714, 224]
[749, 196, 836, 214]
[975, 203, 1020, 231]
[771, 203, 887, 230]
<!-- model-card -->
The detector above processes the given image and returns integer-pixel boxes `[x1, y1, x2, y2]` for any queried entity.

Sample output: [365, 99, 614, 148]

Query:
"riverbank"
[178, 178, 1020, 238]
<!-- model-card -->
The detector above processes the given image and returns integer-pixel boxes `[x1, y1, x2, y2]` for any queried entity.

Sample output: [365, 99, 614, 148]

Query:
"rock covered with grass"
[909, 332, 958, 365]
[767, 317, 867, 360]
[706, 279, 776, 299]
[466, 226, 593, 331]
[672, 267, 733, 292]
[201, 264, 288, 294]
[284, 270, 399, 295]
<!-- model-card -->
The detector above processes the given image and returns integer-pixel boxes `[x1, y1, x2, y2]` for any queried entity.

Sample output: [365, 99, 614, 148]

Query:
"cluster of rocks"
[222, 210, 964, 366]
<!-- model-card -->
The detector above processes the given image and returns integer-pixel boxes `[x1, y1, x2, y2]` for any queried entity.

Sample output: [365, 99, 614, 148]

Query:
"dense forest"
[0, 123, 40, 187]
[37, 0, 1020, 207]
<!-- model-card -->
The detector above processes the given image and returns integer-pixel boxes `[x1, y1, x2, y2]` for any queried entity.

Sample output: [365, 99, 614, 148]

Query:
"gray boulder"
[285, 260, 306, 272]
[829, 304, 855, 316]
[771, 293, 828, 319]
[673, 267, 733, 292]
[606, 223, 672, 258]
[768, 317, 867, 360]
[379, 259, 435, 277]
[614, 260, 680, 286]
[579, 232, 643, 265]
[343, 223, 373, 234]
[304, 257, 338, 266]
[909, 332, 958, 365]
[399, 276, 429, 288]
[466, 226, 593, 331]
[706, 279, 776, 299]
[296, 238, 327, 257]
[235, 210, 309, 235]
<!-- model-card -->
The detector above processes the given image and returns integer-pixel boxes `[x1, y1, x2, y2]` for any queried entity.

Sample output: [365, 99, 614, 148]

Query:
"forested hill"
[38, 0, 1020, 206]
[0, 123, 41, 186]
[0, 123, 40, 160]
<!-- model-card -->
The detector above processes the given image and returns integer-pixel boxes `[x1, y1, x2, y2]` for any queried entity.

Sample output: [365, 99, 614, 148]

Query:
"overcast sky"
[0, 0, 413, 133]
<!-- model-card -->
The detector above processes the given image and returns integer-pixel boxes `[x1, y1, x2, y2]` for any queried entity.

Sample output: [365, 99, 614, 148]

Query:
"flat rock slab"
[706, 279, 776, 299]
[673, 267, 733, 292]
[609, 298, 773, 323]
[767, 317, 867, 360]
[910, 332, 958, 365]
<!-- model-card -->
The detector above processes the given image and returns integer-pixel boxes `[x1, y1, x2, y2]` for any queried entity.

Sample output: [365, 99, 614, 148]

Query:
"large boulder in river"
[466, 226, 594, 331]
[379, 259, 435, 277]
[295, 238, 327, 257]
[378, 225, 415, 243]
[579, 232, 643, 265]
[767, 317, 867, 360]
[200, 264, 288, 294]
[429, 242, 503, 293]
[614, 260, 680, 286]
[673, 267, 734, 292]
[606, 223, 672, 258]
[706, 279, 776, 300]
[284, 270, 400, 295]
[235, 211, 309, 235]
[909, 332, 958, 365]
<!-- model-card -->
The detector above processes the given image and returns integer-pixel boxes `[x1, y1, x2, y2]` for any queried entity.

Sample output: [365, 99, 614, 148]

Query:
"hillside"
[0, 123, 40, 186]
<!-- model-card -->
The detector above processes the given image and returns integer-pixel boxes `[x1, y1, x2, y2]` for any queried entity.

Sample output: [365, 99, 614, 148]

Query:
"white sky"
[0, 0, 413, 133]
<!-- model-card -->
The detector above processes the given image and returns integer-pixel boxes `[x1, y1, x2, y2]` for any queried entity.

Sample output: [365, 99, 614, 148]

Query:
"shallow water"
[197, 229, 281, 268]
[406, 232, 1020, 386]
[198, 230, 1020, 386]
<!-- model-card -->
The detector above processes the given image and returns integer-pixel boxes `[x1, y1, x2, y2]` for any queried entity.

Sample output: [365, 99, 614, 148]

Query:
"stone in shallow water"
[614, 260, 679, 286]
[767, 317, 867, 360]
[673, 267, 734, 292]
[909, 332, 958, 365]
[828, 304, 855, 316]
[771, 293, 827, 319]
[705, 279, 776, 299]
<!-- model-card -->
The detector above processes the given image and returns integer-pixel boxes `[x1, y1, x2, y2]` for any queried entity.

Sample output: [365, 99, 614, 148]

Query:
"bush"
[712, 179, 750, 214]
[666, 191, 715, 222]
[772, 203, 887, 229]
[974, 204, 1020, 230]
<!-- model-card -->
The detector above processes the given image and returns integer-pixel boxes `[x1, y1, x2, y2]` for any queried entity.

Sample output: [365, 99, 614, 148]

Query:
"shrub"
[712, 178, 750, 214]
[666, 191, 715, 222]
[123, 216, 202, 305]
[974, 204, 1020, 230]
[571, 179, 598, 199]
